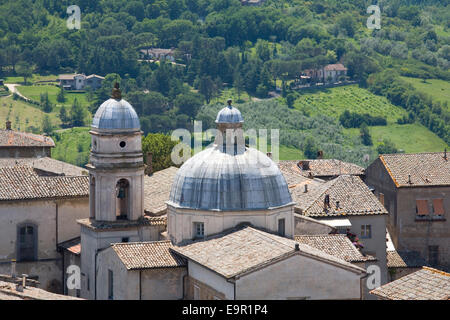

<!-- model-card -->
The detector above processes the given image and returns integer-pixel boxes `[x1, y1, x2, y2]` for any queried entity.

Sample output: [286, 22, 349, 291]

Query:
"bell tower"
[79, 83, 156, 300]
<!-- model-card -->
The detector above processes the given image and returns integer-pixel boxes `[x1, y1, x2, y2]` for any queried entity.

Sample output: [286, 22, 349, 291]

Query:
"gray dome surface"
[168, 146, 293, 211]
[92, 98, 140, 130]
[215, 106, 243, 123]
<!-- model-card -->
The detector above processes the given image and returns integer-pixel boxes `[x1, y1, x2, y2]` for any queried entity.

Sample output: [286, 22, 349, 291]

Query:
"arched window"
[90, 176, 96, 219]
[17, 223, 37, 261]
[116, 179, 130, 220]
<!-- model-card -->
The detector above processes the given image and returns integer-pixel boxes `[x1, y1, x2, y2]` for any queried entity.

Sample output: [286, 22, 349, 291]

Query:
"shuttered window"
[432, 199, 445, 215]
[416, 200, 429, 215]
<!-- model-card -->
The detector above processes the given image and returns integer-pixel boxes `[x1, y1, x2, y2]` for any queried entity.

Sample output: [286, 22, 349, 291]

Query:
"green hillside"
[400, 77, 450, 108]
[293, 85, 408, 123]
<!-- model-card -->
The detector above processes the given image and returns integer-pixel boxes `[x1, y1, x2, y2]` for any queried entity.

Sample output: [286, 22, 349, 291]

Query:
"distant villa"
[57, 73, 105, 90]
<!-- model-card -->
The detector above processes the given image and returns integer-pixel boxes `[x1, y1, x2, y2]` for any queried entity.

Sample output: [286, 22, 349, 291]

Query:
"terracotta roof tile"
[58, 237, 81, 255]
[143, 166, 178, 215]
[379, 152, 450, 187]
[370, 267, 450, 300]
[0, 129, 55, 147]
[296, 175, 388, 217]
[112, 240, 186, 270]
[172, 226, 365, 279]
[295, 234, 376, 263]
[387, 250, 427, 268]
[0, 157, 88, 176]
[279, 159, 364, 180]
[0, 166, 89, 201]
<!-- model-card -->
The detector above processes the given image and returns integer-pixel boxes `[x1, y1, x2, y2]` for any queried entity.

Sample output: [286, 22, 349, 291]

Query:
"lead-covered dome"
[215, 105, 243, 124]
[168, 146, 292, 211]
[168, 101, 292, 211]
[92, 98, 140, 130]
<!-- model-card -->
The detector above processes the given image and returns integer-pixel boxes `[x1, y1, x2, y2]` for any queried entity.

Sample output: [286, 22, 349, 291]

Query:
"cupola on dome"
[92, 83, 140, 131]
[215, 99, 244, 124]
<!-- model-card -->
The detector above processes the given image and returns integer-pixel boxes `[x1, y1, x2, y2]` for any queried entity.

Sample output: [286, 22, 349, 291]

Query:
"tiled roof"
[296, 175, 388, 217]
[112, 240, 186, 270]
[0, 157, 88, 176]
[370, 267, 450, 300]
[379, 152, 450, 187]
[324, 63, 347, 71]
[58, 237, 81, 255]
[279, 159, 364, 179]
[171, 226, 365, 279]
[295, 234, 376, 263]
[77, 215, 166, 231]
[0, 129, 55, 147]
[143, 166, 179, 215]
[387, 250, 427, 268]
[0, 166, 89, 201]
[278, 161, 318, 187]
[0, 280, 83, 300]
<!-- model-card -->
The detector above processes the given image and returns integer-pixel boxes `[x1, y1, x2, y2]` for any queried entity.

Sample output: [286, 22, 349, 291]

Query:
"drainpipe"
[360, 270, 369, 300]
[139, 270, 142, 300]
[55, 202, 59, 251]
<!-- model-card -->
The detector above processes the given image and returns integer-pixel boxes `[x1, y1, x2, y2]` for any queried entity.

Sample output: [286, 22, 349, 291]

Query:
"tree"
[303, 137, 318, 159]
[360, 123, 372, 146]
[174, 92, 203, 119]
[71, 98, 86, 127]
[377, 139, 398, 154]
[198, 76, 217, 104]
[59, 106, 70, 127]
[233, 69, 244, 101]
[40, 92, 53, 113]
[286, 93, 296, 109]
[16, 61, 33, 84]
[42, 115, 52, 135]
[57, 87, 66, 103]
[142, 133, 179, 173]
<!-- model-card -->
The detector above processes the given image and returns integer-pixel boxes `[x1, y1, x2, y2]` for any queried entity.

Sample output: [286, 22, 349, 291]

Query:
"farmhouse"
[57, 73, 104, 90]
[139, 48, 175, 62]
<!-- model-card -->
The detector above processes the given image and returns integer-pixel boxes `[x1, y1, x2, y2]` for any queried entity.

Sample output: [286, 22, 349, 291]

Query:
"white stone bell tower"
[78, 83, 157, 300]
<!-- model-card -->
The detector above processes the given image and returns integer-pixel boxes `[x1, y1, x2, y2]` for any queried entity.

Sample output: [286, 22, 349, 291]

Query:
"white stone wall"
[188, 261, 235, 300]
[168, 204, 295, 244]
[0, 198, 88, 292]
[235, 254, 363, 300]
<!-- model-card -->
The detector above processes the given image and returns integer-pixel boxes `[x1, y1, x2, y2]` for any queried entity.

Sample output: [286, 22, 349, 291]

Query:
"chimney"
[444, 148, 448, 161]
[6, 120, 11, 130]
[146, 152, 153, 175]
[336, 201, 340, 209]
[408, 174, 412, 184]
[317, 150, 323, 159]
[304, 184, 308, 193]
[295, 243, 300, 251]
[266, 152, 272, 159]
[300, 161, 310, 171]
[324, 194, 330, 209]
[22, 274, 28, 289]
[11, 259, 16, 278]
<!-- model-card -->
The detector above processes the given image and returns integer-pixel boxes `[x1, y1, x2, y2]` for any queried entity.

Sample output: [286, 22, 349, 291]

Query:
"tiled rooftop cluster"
[112, 240, 186, 270]
[143, 166, 178, 215]
[171, 226, 364, 279]
[295, 234, 376, 263]
[380, 152, 450, 187]
[0, 129, 55, 147]
[370, 267, 450, 300]
[278, 159, 364, 180]
[0, 166, 89, 201]
[0, 157, 87, 176]
[292, 175, 388, 217]
[0, 280, 83, 300]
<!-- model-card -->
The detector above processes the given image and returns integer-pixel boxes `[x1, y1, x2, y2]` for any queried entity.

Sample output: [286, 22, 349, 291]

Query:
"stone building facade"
[365, 152, 450, 270]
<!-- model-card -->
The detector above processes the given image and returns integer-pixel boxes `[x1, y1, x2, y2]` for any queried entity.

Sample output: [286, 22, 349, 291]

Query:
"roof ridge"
[422, 266, 450, 277]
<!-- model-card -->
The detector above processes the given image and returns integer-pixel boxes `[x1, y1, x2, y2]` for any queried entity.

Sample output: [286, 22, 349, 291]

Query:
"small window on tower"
[193, 222, 204, 239]
[119, 141, 126, 148]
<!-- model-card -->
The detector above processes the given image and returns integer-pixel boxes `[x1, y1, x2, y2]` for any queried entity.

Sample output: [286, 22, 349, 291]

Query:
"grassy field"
[52, 127, 91, 167]
[344, 123, 449, 154]
[0, 96, 61, 131]
[16, 85, 90, 107]
[293, 84, 408, 123]
[3, 74, 58, 84]
[400, 76, 450, 107]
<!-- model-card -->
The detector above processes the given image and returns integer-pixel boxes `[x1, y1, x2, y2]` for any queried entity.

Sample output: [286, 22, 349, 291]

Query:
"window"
[116, 179, 130, 220]
[193, 285, 200, 300]
[122, 237, 129, 243]
[432, 199, 445, 216]
[278, 218, 285, 237]
[17, 224, 37, 261]
[108, 270, 114, 300]
[429, 246, 439, 266]
[119, 141, 126, 148]
[416, 199, 429, 216]
[361, 225, 371, 239]
[193, 222, 204, 239]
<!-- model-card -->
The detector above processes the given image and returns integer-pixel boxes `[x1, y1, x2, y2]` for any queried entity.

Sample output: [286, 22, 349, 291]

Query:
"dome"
[168, 146, 293, 211]
[215, 105, 243, 124]
[92, 98, 140, 131]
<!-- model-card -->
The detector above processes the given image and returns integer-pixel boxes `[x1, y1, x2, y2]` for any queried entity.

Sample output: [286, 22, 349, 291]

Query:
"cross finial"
[111, 82, 121, 100]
